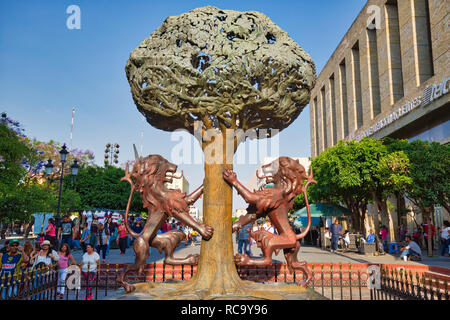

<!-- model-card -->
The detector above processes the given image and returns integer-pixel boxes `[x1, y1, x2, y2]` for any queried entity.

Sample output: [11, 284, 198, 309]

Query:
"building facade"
[164, 174, 189, 193]
[309, 0, 449, 239]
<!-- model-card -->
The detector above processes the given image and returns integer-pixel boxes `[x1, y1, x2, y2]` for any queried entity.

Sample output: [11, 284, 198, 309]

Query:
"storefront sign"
[354, 74, 449, 141]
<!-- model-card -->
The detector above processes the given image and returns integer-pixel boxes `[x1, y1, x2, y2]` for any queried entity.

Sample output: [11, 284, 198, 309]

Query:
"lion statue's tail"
[121, 162, 147, 239]
[296, 166, 317, 240]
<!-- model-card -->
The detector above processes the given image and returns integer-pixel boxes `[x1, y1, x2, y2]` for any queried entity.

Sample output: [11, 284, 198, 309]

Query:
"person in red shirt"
[423, 222, 435, 251]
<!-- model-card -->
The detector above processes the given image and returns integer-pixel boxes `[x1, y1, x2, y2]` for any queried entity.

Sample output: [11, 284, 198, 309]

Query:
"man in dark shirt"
[330, 220, 343, 253]
[58, 215, 75, 249]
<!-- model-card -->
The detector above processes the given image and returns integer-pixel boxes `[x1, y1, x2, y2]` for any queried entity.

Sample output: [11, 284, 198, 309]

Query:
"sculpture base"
[106, 280, 327, 300]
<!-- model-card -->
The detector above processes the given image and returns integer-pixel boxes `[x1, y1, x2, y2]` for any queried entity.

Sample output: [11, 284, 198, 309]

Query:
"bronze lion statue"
[117, 154, 213, 292]
[223, 157, 316, 286]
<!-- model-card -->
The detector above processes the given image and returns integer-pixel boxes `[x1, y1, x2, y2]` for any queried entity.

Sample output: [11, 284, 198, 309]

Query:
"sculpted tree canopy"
[126, 6, 316, 140]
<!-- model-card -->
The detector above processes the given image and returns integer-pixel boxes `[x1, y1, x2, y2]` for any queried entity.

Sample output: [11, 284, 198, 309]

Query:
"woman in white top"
[31, 240, 59, 269]
[440, 220, 450, 256]
[81, 243, 100, 300]
[31, 240, 59, 299]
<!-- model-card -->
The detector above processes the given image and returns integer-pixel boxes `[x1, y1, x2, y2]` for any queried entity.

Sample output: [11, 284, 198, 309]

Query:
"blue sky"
[0, 0, 366, 212]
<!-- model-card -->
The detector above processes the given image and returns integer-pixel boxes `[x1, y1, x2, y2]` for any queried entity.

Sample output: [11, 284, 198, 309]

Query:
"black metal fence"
[370, 265, 449, 300]
[0, 263, 448, 301]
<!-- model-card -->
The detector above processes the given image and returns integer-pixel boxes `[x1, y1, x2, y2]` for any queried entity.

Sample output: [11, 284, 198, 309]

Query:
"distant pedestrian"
[440, 220, 450, 256]
[380, 225, 389, 252]
[44, 218, 57, 248]
[56, 243, 76, 298]
[423, 222, 435, 252]
[79, 224, 90, 253]
[89, 217, 98, 248]
[96, 223, 109, 263]
[330, 220, 343, 253]
[236, 224, 252, 256]
[105, 218, 116, 256]
[117, 221, 128, 255]
[58, 215, 75, 249]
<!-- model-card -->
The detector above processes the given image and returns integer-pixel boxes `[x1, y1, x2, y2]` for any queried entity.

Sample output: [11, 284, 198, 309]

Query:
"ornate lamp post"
[55, 144, 69, 225]
[44, 144, 79, 226]
[70, 159, 80, 185]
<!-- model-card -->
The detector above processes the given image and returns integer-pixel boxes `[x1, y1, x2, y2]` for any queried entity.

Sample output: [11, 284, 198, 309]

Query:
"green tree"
[309, 139, 372, 233]
[0, 122, 31, 196]
[386, 138, 450, 255]
[66, 165, 143, 212]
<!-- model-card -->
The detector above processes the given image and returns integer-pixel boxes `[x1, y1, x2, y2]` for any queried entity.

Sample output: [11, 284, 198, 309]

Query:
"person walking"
[236, 224, 252, 256]
[380, 225, 389, 252]
[105, 218, 116, 256]
[44, 218, 57, 248]
[79, 224, 90, 253]
[56, 243, 76, 298]
[89, 217, 98, 248]
[81, 244, 100, 300]
[72, 221, 82, 251]
[423, 222, 435, 252]
[96, 223, 109, 263]
[440, 220, 450, 256]
[58, 215, 75, 249]
[117, 221, 129, 255]
[329, 219, 343, 253]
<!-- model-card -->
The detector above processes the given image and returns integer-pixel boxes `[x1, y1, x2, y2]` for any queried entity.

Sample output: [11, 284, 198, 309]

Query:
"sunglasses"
[10, 243, 19, 247]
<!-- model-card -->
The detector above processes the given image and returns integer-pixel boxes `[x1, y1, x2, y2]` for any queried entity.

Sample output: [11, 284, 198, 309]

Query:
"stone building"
[309, 0, 449, 240]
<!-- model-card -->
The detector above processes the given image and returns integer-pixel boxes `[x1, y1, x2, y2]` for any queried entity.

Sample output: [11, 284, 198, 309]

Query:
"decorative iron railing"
[0, 262, 448, 301]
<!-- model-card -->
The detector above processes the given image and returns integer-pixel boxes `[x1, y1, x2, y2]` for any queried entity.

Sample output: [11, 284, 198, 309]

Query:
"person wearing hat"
[0, 239, 29, 298]
[31, 240, 59, 269]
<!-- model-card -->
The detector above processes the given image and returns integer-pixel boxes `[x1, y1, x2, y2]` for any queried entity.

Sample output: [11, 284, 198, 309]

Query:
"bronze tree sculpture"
[223, 157, 316, 286]
[117, 155, 213, 293]
[125, 6, 316, 298]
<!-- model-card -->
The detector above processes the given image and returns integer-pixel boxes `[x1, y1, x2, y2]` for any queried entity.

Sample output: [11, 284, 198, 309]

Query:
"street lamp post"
[71, 159, 80, 185]
[43, 144, 79, 227]
[56, 144, 69, 225]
